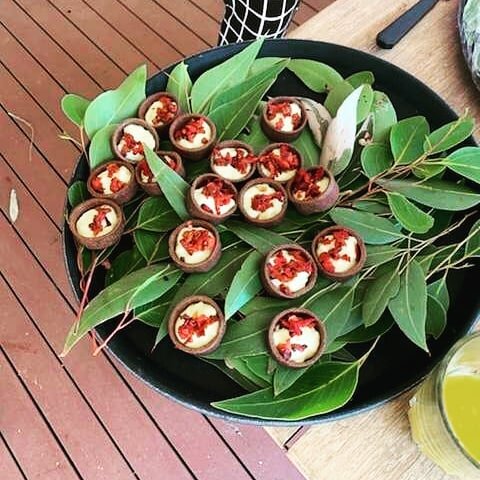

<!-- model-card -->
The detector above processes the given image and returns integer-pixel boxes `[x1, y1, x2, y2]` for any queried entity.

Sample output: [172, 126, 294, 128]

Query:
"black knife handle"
[376, 0, 438, 49]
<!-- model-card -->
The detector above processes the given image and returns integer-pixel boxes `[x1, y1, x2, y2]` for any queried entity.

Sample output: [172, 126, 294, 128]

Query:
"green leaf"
[356, 85, 374, 124]
[427, 277, 450, 311]
[346, 71, 375, 88]
[371, 91, 397, 144]
[134, 289, 176, 327]
[201, 358, 258, 392]
[88, 124, 118, 169]
[243, 354, 274, 383]
[62, 263, 182, 355]
[225, 251, 263, 319]
[412, 162, 446, 179]
[388, 260, 428, 351]
[191, 39, 263, 113]
[424, 116, 474, 154]
[362, 262, 400, 327]
[240, 296, 290, 316]
[425, 295, 447, 339]
[390, 116, 429, 165]
[445, 146, 480, 184]
[365, 245, 402, 267]
[61, 93, 90, 127]
[273, 364, 310, 396]
[226, 357, 270, 388]
[133, 230, 169, 264]
[378, 178, 480, 211]
[144, 147, 190, 220]
[287, 59, 343, 93]
[84, 64, 146, 138]
[329, 207, 404, 244]
[212, 361, 359, 420]
[353, 199, 390, 214]
[291, 128, 321, 168]
[105, 248, 147, 287]
[360, 143, 393, 178]
[136, 196, 180, 232]
[225, 220, 290, 254]
[249, 57, 285, 75]
[67, 180, 88, 208]
[237, 114, 270, 153]
[466, 219, 480, 257]
[166, 61, 192, 113]
[324, 80, 354, 117]
[339, 314, 394, 343]
[386, 192, 434, 234]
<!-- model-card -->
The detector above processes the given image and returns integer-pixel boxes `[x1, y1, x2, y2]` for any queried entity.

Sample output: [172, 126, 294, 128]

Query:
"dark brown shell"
[210, 140, 256, 183]
[68, 198, 125, 250]
[238, 178, 287, 228]
[186, 173, 237, 225]
[169, 114, 217, 161]
[312, 225, 367, 282]
[260, 244, 318, 299]
[87, 160, 137, 205]
[111, 118, 159, 162]
[261, 96, 307, 142]
[168, 219, 221, 273]
[137, 92, 180, 135]
[287, 167, 339, 215]
[135, 151, 185, 197]
[168, 295, 226, 355]
[257, 143, 303, 184]
[268, 308, 326, 369]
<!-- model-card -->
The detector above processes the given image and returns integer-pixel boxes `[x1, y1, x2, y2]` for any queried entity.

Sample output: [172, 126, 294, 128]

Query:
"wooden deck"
[0, 1, 336, 479]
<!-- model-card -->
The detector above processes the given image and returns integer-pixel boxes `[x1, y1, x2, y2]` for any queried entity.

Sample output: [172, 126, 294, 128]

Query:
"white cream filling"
[174, 227, 214, 265]
[193, 188, 235, 216]
[75, 205, 117, 238]
[117, 124, 156, 161]
[273, 325, 320, 363]
[95, 166, 131, 194]
[176, 121, 212, 149]
[316, 234, 358, 273]
[212, 148, 251, 181]
[175, 301, 219, 348]
[269, 250, 310, 293]
[242, 184, 283, 220]
[293, 177, 330, 201]
[144, 99, 176, 127]
[267, 102, 302, 132]
[259, 148, 296, 182]
[140, 170, 151, 183]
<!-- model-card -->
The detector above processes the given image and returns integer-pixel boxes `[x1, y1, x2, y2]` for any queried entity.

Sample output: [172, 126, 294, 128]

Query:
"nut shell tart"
[238, 178, 287, 228]
[135, 151, 185, 196]
[168, 295, 226, 356]
[68, 198, 125, 250]
[210, 140, 257, 183]
[87, 160, 137, 205]
[268, 308, 326, 368]
[186, 173, 238, 225]
[312, 225, 367, 282]
[111, 118, 159, 163]
[169, 114, 217, 161]
[261, 244, 318, 299]
[261, 96, 307, 142]
[168, 219, 221, 273]
[287, 166, 339, 215]
[138, 92, 180, 135]
[257, 143, 303, 183]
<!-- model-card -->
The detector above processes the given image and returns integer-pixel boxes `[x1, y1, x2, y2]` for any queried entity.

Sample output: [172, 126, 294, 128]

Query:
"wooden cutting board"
[266, 1, 480, 479]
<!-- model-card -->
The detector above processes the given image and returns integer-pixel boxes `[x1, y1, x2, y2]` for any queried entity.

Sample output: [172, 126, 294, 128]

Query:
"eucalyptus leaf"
[62, 263, 182, 355]
[386, 192, 434, 234]
[144, 147, 190, 220]
[425, 295, 447, 339]
[324, 80, 354, 117]
[356, 85, 374, 124]
[287, 59, 343, 93]
[136, 196, 180, 232]
[298, 97, 332, 148]
[226, 357, 271, 388]
[249, 57, 286, 75]
[346, 71, 375, 88]
[212, 361, 359, 420]
[388, 260, 428, 351]
[237, 114, 270, 153]
[243, 355, 274, 383]
[445, 146, 480, 184]
[134, 289, 176, 327]
[88, 124, 118, 169]
[329, 207, 404, 244]
[378, 178, 480, 211]
[225, 251, 263, 319]
[466, 219, 480, 257]
[166, 61, 192, 113]
[365, 245, 402, 267]
[67, 180, 88, 208]
[191, 39, 263, 113]
[105, 248, 147, 287]
[201, 358, 258, 392]
[390, 116, 429, 165]
[360, 143, 393, 178]
[273, 364, 310, 396]
[240, 296, 291, 316]
[353, 199, 390, 214]
[61, 93, 90, 127]
[371, 91, 397, 144]
[427, 277, 450, 311]
[84, 64, 146, 139]
[412, 162, 446, 179]
[291, 128, 321, 167]
[339, 314, 394, 343]
[424, 116, 474, 154]
[133, 230, 169, 263]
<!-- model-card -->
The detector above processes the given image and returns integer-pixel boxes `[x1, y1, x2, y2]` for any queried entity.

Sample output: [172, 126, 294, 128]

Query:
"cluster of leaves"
[62, 40, 480, 421]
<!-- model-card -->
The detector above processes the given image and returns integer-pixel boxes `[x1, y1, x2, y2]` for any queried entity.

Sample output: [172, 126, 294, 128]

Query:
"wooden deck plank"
[0, 434, 27, 480]
[0, 351, 80, 480]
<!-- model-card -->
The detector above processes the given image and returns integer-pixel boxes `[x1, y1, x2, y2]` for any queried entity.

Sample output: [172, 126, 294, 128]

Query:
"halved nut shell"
[257, 143, 303, 184]
[261, 96, 307, 142]
[111, 118, 159, 162]
[138, 92, 180, 135]
[210, 140, 256, 183]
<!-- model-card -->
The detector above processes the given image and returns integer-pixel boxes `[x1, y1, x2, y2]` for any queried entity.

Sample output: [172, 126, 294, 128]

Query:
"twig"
[8, 112, 35, 163]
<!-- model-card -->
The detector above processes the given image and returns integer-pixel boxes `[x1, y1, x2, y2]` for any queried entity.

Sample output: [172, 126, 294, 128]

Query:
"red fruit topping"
[106, 163, 120, 177]
[317, 229, 357, 273]
[174, 118, 208, 143]
[251, 191, 284, 212]
[109, 177, 125, 193]
[120, 132, 144, 157]
[152, 96, 178, 125]
[213, 147, 257, 174]
[266, 101, 302, 130]
[258, 145, 300, 178]
[267, 249, 313, 294]
[177, 313, 218, 343]
[180, 228, 215, 255]
[199, 179, 235, 215]
[163, 155, 177, 170]
[277, 340, 308, 361]
[292, 167, 327, 199]
[137, 159, 154, 183]
[279, 314, 317, 337]
[88, 206, 112, 236]
[90, 176, 104, 193]
[91, 163, 127, 194]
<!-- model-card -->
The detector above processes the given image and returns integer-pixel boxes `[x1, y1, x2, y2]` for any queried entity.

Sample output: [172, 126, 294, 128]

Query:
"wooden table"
[265, 1, 480, 479]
